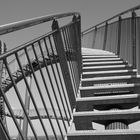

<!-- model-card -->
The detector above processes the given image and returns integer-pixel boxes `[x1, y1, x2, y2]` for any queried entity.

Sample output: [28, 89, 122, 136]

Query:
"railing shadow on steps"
[82, 4, 140, 74]
[0, 12, 81, 140]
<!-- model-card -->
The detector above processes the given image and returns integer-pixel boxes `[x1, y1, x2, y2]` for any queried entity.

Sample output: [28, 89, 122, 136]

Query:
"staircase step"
[82, 69, 137, 78]
[67, 129, 140, 140]
[82, 55, 118, 59]
[76, 94, 139, 111]
[82, 65, 132, 72]
[80, 84, 140, 97]
[83, 61, 125, 67]
[81, 75, 140, 86]
[74, 110, 140, 129]
[82, 58, 121, 62]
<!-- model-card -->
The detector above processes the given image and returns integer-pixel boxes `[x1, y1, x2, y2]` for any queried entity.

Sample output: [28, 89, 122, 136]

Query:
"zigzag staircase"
[67, 49, 140, 140]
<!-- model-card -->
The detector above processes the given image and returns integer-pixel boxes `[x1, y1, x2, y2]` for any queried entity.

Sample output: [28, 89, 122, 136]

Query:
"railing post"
[103, 22, 108, 50]
[52, 19, 76, 110]
[72, 15, 82, 78]
[117, 16, 122, 56]
[92, 27, 97, 48]
[0, 41, 8, 140]
[131, 11, 137, 68]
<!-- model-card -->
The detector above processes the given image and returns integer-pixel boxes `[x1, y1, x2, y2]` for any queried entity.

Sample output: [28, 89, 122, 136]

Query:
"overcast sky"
[0, 0, 139, 30]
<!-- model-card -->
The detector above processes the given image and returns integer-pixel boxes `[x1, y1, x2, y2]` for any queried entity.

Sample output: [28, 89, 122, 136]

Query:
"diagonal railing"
[0, 12, 81, 140]
[82, 4, 140, 74]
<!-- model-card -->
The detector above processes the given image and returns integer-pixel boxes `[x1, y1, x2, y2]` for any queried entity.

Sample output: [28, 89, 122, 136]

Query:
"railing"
[82, 5, 140, 74]
[0, 12, 81, 140]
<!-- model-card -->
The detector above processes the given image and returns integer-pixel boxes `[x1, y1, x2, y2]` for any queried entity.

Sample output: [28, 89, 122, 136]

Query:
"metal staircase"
[1, 4, 140, 140]
[67, 49, 140, 140]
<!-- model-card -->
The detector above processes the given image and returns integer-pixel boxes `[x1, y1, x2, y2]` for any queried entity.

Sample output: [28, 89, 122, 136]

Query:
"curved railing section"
[82, 5, 140, 74]
[0, 12, 81, 140]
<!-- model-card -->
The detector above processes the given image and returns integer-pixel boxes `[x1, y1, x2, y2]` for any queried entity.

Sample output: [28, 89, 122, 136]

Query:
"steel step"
[74, 110, 140, 128]
[67, 129, 140, 140]
[81, 75, 140, 86]
[82, 61, 126, 67]
[82, 69, 137, 78]
[80, 84, 140, 97]
[76, 94, 139, 111]
[82, 58, 121, 62]
[82, 55, 118, 59]
[82, 65, 132, 72]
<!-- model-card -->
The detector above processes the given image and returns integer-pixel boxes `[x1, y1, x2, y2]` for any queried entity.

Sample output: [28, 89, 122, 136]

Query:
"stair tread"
[68, 129, 140, 135]
[82, 58, 121, 62]
[81, 75, 140, 82]
[74, 109, 140, 124]
[83, 65, 130, 69]
[80, 83, 137, 90]
[83, 69, 137, 75]
[76, 94, 138, 103]
[82, 55, 118, 58]
[83, 61, 124, 65]
[76, 94, 138, 110]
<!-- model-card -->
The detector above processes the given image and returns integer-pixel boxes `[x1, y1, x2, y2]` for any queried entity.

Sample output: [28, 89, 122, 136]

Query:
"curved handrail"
[0, 12, 80, 36]
[82, 4, 140, 35]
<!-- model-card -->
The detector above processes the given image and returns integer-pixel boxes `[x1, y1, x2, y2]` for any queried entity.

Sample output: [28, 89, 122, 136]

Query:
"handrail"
[82, 4, 140, 35]
[82, 4, 140, 73]
[0, 12, 80, 35]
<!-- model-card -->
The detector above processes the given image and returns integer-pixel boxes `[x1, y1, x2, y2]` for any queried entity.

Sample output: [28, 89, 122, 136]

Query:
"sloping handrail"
[82, 4, 140, 35]
[0, 12, 80, 35]
[0, 12, 81, 140]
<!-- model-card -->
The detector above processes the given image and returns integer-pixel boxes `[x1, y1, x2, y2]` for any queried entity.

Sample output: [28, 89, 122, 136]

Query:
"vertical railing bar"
[117, 16, 122, 56]
[31, 43, 59, 140]
[69, 23, 80, 93]
[15, 52, 48, 140]
[103, 22, 108, 50]
[12, 55, 40, 140]
[0, 60, 25, 140]
[61, 27, 76, 115]
[52, 19, 76, 109]
[66, 26, 77, 93]
[131, 11, 137, 69]
[37, 39, 65, 140]
[0, 117, 11, 140]
[42, 38, 67, 132]
[64, 26, 77, 94]
[23, 48, 50, 140]
[71, 18, 81, 86]
[77, 15, 82, 76]
[92, 27, 97, 48]
[67, 25, 79, 96]
[48, 36, 72, 121]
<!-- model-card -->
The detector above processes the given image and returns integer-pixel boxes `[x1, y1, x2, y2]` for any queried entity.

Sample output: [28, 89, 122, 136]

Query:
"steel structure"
[0, 4, 140, 140]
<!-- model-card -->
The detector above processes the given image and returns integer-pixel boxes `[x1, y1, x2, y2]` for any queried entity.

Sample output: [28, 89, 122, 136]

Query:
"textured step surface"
[82, 58, 121, 62]
[74, 110, 140, 125]
[81, 75, 140, 86]
[82, 69, 137, 78]
[67, 130, 140, 140]
[80, 83, 140, 97]
[76, 94, 139, 111]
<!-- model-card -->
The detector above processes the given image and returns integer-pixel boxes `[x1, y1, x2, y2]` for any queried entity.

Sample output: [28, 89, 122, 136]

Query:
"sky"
[0, 0, 139, 51]
[0, 0, 139, 31]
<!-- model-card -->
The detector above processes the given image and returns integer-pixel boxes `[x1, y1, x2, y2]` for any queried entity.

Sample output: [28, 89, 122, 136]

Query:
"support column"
[22, 75, 32, 139]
